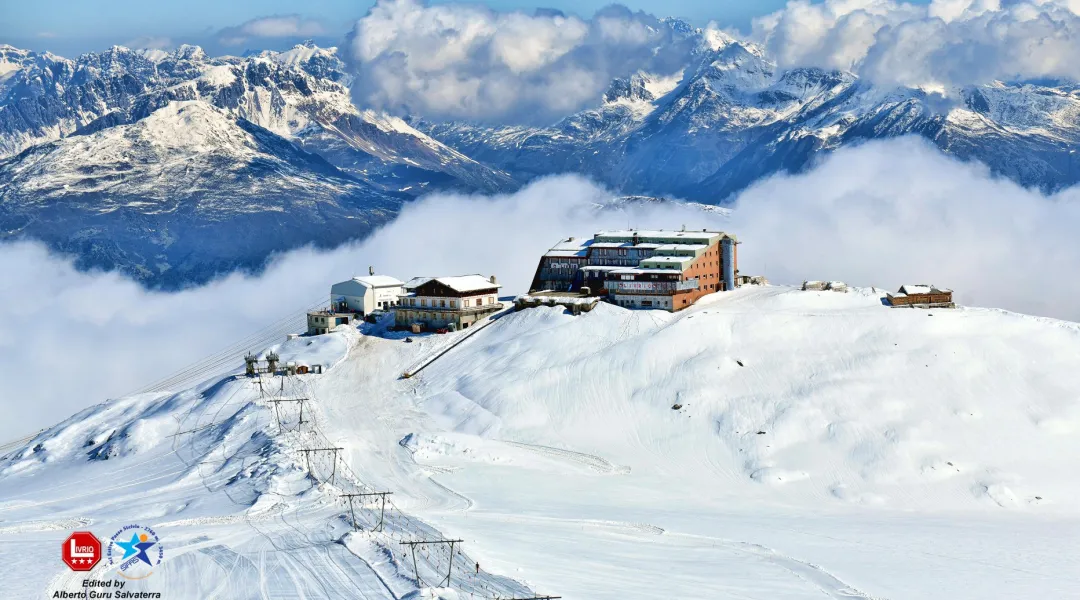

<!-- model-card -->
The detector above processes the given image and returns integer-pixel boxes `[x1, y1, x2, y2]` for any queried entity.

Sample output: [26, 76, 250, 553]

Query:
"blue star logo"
[115, 532, 156, 565]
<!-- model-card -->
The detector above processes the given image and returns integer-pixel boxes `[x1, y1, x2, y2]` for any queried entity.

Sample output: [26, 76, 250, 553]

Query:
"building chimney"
[369, 265, 375, 276]
[490, 275, 497, 285]
[568, 236, 575, 242]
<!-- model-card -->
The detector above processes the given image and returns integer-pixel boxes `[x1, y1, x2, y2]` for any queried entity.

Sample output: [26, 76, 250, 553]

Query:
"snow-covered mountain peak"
[0, 45, 34, 75]
[135, 48, 170, 62]
[271, 42, 340, 68]
[702, 26, 739, 52]
[138, 100, 253, 151]
[174, 44, 207, 61]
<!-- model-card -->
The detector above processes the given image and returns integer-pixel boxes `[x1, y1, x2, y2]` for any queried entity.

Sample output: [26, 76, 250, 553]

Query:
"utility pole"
[400, 539, 464, 588]
[299, 447, 343, 484]
[340, 491, 393, 531]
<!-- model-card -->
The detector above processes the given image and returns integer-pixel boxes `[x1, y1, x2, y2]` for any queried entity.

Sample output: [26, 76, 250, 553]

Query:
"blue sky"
[1, 0, 928, 57]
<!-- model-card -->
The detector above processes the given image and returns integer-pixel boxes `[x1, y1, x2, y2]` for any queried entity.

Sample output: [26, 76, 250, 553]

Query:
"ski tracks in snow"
[668, 531, 883, 600]
[738, 541, 883, 600]
[0, 516, 92, 534]
[504, 441, 631, 475]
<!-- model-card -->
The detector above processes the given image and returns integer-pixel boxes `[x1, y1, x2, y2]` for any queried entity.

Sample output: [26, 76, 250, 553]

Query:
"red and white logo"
[62, 531, 102, 571]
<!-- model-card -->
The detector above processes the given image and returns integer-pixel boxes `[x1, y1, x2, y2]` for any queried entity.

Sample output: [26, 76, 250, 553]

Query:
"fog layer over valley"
[1, 139, 1078, 442]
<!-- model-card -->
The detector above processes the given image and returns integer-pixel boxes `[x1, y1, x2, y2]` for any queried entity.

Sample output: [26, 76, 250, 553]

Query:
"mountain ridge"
[2, 27, 1079, 286]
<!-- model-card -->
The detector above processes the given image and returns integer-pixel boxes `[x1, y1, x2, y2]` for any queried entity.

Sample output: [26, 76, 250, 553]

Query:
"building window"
[421, 299, 428, 307]
[451, 300, 457, 308]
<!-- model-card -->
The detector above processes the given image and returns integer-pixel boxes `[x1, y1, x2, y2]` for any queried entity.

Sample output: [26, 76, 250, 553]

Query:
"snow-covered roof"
[899, 284, 950, 294]
[641, 256, 694, 265]
[594, 229, 733, 243]
[438, 275, 500, 292]
[580, 265, 625, 271]
[408, 275, 502, 293]
[655, 243, 707, 252]
[404, 277, 432, 289]
[351, 275, 404, 288]
[639, 254, 699, 268]
[543, 237, 591, 258]
[608, 267, 684, 275]
[589, 241, 665, 249]
[545, 250, 589, 258]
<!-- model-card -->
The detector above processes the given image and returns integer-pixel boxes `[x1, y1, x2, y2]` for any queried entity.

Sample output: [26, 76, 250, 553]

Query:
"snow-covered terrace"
[639, 255, 695, 269]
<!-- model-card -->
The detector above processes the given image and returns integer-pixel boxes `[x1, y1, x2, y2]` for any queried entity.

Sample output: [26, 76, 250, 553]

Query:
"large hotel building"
[529, 229, 740, 311]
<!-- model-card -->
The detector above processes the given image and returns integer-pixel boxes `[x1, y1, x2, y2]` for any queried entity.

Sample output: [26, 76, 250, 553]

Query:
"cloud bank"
[2, 138, 1079, 441]
[730, 137, 1080, 317]
[343, 0, 700, 124]
[753, 0, 1080, 89]
[218, 15, 325, 47]
[338, 0, 1080, 122]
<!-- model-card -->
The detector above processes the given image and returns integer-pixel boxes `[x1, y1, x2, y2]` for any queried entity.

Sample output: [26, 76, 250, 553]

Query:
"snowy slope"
[5, 286, 1077, 599]
[309, 286, 1080, 599]
[0, 328, 534, 599]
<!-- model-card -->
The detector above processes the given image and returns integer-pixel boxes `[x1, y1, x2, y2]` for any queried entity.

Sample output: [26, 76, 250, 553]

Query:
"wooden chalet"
[886, 284, 954, 308]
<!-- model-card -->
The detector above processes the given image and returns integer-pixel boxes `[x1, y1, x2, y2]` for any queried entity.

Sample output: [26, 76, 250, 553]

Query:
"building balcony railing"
[604, 278, 699, 294]
[395, 304, 503, 317]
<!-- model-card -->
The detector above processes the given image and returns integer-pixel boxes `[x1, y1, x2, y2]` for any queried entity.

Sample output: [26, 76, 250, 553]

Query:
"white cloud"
[122, 36, 174, 50]
[218, 15, 325, 47]
[728, 137, 1080, 319]
[2, 139, 1079, 442]
[753, 0, 1080, 89]
[343, 0, 697, 124]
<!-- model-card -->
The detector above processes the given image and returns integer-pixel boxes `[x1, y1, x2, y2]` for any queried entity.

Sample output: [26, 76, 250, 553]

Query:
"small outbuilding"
[886, 285, 954, 308]
[330, 275, 405, 315]
[307, 309, 354, 335]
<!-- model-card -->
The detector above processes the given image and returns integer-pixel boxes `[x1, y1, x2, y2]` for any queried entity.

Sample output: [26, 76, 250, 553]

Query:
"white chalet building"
[330, 275, 406, 315]
[395, 275, 502, 330]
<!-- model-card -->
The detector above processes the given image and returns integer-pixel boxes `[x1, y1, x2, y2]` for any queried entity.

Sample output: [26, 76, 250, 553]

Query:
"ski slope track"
[2, 286, 1080, 598]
